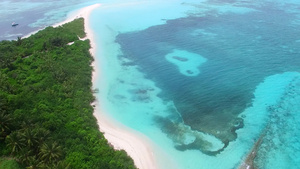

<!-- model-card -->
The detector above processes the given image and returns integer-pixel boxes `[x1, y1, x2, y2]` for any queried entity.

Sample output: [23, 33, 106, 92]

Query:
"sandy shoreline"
[92, 101, 159, 169]
[56, 4, 161, 169]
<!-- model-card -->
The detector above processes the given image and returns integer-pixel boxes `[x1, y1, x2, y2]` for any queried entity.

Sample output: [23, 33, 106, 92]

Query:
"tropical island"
[0, 18, 136, 169]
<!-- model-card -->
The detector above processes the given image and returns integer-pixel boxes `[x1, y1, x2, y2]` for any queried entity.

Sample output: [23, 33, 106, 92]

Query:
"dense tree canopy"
[0, 18, 136, 169]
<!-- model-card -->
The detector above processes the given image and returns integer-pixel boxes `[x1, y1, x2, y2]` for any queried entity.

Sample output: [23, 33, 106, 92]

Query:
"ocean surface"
[2, 0, 300, 169]
[0, 0, 103, 40]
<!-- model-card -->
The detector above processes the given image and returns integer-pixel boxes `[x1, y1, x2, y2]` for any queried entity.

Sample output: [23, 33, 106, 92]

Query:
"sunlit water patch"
[165, 49, 207, 76]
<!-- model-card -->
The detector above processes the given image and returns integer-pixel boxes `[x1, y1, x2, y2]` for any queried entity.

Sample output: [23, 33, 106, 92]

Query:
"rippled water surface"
[2, 0, 300, 168]
[91, 1, 300, 168]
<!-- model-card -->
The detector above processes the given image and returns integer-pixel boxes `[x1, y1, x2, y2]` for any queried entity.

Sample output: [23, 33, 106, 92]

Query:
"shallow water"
[2, 0, 300, 168]
[90, 1, 300, 168]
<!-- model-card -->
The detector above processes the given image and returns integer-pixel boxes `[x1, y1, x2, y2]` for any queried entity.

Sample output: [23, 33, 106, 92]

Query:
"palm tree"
[23, 155, 41, 169]
[39, 142, 63, 164]
[35, 128, 50, 144]
[18, 149, 34, 165]
[20, 128, 39, 149]
[53, 160, 70, 169]
[16, 36, 22, 46]
[20, 119, 36, 129]
[0, 112, 13, 140]
[6, 131, 24, 155]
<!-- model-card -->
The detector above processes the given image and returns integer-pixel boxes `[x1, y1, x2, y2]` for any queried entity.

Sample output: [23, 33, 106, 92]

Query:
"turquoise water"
[2, 0, 300, 168]
[90, 1, 300, 169]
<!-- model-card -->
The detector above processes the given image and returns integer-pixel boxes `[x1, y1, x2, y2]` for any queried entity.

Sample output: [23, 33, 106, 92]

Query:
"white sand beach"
[92, 102, 159, 169]
[60, 4, 161, 169]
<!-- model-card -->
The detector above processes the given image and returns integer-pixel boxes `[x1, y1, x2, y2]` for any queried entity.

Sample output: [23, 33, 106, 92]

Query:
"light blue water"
[90, 1, 300, 168]
[2, 0, 300, 168]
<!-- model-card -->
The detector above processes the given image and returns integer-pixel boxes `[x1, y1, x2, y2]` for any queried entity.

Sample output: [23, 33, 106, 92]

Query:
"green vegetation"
[0, 158, 23, 169]
[0, 18, 136, 169]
